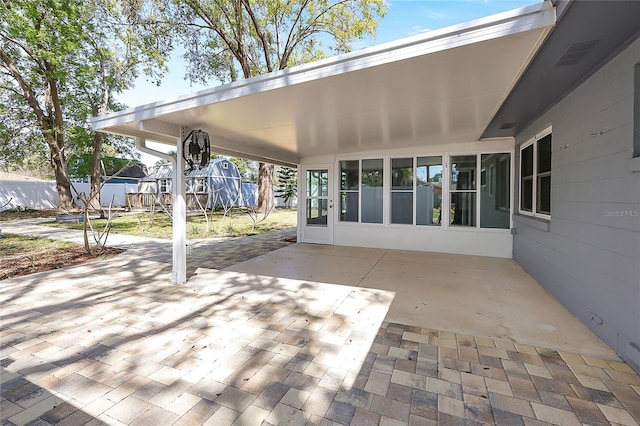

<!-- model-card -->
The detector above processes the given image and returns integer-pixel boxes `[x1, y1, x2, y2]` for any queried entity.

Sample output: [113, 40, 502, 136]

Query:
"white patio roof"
[92, 2, 555, 167]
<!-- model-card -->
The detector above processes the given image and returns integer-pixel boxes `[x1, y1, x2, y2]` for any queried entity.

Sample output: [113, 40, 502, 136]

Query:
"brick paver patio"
[1, 224, 639, 425]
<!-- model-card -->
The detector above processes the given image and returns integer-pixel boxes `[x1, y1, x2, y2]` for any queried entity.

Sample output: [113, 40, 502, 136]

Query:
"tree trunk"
[257, 162, 274, 213]
[89, 132, 103, 212]
[49, 140, 74, 210]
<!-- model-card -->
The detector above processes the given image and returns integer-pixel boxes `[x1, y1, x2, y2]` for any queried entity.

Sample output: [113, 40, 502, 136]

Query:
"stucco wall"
[513, 39, 640, 371]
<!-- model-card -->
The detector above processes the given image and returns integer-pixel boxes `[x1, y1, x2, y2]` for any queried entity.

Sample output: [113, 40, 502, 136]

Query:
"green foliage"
[172, 0, 388, 83]
[275, 167, 297, 207]
[1, 0, 171, 204]
[0, 233, 76, 257]
[229, 157, 258, 182]
[67, 154, 137, 178]
[362, 169, 383, 187]
[45, 208, 297, 238]
[168, 0, 386, 211]
[0, 0, 89, 156]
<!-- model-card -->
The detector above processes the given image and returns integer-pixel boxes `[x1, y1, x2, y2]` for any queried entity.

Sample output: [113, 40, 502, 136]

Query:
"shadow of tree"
[1, 249, 395, 425]
[0, 358, 96, 425]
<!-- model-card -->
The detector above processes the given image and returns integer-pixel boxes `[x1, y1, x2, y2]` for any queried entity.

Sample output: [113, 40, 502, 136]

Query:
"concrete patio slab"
[227, 244, 619, 360]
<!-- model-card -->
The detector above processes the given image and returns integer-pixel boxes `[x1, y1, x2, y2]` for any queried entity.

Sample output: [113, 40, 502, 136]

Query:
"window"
[336, 152, 509, 229]
[361, 159, 383, 223]
[306, 170, 328, 226]
[480, 153, 511, 229]
[159, 179, 171, 193]
[193, 178, 207, 193]
[391, 158, 414, 224]
[488, 165, 494, 197]
[497, 156, 510, 211]
[339, 159, 383, 223]
[520, 129, 552, 219]
[416, 156, 443, 226]
[450, 155, 477, 226]
[339, 160, 359, 222]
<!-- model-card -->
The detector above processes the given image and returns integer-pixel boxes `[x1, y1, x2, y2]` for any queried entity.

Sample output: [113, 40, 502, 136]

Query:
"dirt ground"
[0, 209, 122, 280]
[0, 246, 122, 280]
[0, 208, 67, 221]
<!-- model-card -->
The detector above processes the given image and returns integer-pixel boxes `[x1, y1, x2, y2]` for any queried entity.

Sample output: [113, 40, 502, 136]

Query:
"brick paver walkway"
[1, 222, 639, 425]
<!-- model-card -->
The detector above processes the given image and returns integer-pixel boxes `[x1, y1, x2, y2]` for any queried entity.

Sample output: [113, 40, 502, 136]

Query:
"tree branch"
[0, 33, 47, 73]
[281, 0, 353, 69]
[0, 49, 48, 126]
[281, 0, 313, 67]
[43, 61, 64, 144]
[241, 0, 272, 72]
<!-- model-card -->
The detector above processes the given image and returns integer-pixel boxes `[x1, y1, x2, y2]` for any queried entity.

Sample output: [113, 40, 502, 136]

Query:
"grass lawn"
[44, 208, 298, 240]
[0, 233, 120, 280]
[1, 233, 76, 256]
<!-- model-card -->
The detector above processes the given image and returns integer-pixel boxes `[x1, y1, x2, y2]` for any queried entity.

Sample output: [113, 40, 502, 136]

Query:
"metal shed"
[137, 159, 257, 209]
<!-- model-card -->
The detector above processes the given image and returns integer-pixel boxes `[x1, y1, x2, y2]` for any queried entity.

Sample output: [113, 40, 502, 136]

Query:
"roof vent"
[554, 40, 600, 67]
[500, 122, 516, 130]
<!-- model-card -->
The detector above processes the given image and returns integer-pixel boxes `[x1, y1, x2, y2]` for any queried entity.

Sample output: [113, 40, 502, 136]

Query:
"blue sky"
[124, 0, 537, 165]
[373, 0, 536, 41]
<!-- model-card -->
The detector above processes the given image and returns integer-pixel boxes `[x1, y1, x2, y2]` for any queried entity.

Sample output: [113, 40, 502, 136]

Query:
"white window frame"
[449, 154, 479, 228]
[335, 149, 512, 231]
[416, 155, 444, 227]
[337, 158, 385, 224]
[361, 158, 385, 224]
[519, 126, 552, 220]
[194, 177, 207, 193]
[159, 178, 171, 193]
[389, 157, 415, 226]
[338, 158, 361, 223]
[496, 155, 510, 212]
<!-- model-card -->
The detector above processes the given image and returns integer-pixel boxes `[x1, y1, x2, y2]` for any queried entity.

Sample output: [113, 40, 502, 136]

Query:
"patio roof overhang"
[92, 2, 555, 167]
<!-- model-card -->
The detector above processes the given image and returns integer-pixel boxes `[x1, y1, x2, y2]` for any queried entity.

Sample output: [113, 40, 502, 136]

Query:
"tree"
[275, 166, 297, 208]
[75, 0, 172, 209]
[1, 0, 171, 210]
[0, 0, 89, 209]
[229, 157, 258, 182]
[168, 0, 387, 212]
[0, 96, 51, 177]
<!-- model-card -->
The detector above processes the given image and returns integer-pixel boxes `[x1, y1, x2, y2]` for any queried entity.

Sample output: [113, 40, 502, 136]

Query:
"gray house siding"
[513, 38, 640, 371]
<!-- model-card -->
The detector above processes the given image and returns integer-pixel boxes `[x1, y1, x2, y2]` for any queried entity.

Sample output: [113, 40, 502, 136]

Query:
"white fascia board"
[91, 1, 554, 132]
[139, 119, 181, 139]
[99, 125, 177, 144]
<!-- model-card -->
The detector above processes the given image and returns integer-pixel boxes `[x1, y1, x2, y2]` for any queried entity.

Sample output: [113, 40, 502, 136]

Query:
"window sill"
[627, 156, 640, 173]
[513, 214, 550, 232]
[448, 226, 511, 233]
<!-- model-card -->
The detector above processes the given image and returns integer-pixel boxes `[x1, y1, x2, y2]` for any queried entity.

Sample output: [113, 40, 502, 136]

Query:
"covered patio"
[2, 223, 639, 425]
[227, 244, 618, 359]
[91, 2, 557, 284]
[57, 0, 640, 423]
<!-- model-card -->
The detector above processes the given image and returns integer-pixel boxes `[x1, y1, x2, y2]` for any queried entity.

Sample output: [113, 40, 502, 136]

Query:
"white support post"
[172, 129, 188, 285]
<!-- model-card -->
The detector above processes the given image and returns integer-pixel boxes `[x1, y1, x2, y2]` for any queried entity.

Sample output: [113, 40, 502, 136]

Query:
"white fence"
[0, 181, 138, 211]
[1, 181, 59, 210]
[1, 179, 295, 211]
[72, 183, 139, 207]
